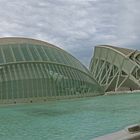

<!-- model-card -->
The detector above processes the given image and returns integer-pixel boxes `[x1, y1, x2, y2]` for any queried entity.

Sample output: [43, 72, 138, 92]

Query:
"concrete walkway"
[93, 124, 140, 140]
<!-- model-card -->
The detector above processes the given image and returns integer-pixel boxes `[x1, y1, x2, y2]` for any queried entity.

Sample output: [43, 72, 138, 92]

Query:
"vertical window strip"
[18, 44, 26, 61]
[43, 64, 51, 97]
[34, 45, 43, 61]
[26, 64, 33, 98]
[0, 47, 6, 63]
[40, 46, 50, 61]
[60, 66, 68, 96]
[39, 64, 47, 97]
[56, 65, 64, 96]
[0, 48, 5, 63]
[26, 44, 34, 61]
[3, 68, 8, 100]
[9, 45, 16, 62]
[35, 64, 43, 97]
[48, 64, 55, 97]
[7, 65, 13, 100]
[0, 69, 2, 100]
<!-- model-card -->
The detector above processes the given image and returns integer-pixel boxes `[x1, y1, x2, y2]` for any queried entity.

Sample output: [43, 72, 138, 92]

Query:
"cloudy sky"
[0, 0, 140, 67]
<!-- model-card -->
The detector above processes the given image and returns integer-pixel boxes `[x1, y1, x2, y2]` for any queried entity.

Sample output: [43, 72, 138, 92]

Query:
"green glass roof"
[0, 37, 89, 74]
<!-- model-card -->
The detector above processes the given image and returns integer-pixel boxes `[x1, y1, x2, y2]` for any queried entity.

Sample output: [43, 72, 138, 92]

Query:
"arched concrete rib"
[90, 45, 140, 92]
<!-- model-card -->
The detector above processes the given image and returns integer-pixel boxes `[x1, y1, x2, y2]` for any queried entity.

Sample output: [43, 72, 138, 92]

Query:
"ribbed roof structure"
[0, 37, 88, 73]
[90, 45, 140, 92]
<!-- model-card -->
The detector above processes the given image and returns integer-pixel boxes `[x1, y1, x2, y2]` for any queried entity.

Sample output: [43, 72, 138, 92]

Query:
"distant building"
[90, 45, 140, 92]
[0, 37, 103, 104]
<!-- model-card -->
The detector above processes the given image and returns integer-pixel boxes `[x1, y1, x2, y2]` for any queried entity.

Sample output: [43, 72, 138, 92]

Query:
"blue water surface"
[0, 93, 140, 140]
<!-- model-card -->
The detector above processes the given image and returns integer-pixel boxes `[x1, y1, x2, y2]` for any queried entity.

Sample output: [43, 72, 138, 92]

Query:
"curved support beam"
[90, 45, 140, 92]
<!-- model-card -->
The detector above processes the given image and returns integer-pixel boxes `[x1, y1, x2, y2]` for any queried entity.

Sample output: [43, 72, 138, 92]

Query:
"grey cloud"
[0, 0, 140, 67]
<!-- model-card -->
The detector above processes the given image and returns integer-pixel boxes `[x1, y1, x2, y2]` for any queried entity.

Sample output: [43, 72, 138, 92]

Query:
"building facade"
[0, 37, 103, 104]
[90, 45, 140, 92]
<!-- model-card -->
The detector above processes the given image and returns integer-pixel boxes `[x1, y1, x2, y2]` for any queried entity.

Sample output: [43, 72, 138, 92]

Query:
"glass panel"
[28, 45, 41, 61]
[2, 45, 14, 63]
[0, 48, 5, 63]
[11, 44, 23, 61]
[20, 44, 32, 61]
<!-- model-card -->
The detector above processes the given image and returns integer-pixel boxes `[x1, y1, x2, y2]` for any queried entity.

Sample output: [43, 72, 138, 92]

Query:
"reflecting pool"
[0, 93, 140, 140]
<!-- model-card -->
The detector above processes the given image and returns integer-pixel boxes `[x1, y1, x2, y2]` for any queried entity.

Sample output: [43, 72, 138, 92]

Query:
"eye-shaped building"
[0, 37, 103, 104]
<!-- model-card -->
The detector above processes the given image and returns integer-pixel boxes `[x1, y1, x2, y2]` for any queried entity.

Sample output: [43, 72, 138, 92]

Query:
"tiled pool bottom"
[0, 94, 140, 140]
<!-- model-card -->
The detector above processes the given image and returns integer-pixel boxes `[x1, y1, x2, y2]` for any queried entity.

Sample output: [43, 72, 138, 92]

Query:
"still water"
[0, 93, 140, 140]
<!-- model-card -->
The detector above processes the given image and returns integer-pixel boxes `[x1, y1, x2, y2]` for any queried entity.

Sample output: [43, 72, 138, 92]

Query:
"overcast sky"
[0, 0, 140, 67]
